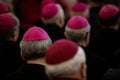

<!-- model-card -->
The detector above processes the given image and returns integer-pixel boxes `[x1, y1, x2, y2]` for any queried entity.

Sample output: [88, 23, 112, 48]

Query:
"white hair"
[65, 24, 90, 42]
[20, 38, 52, 60]
[7, 13, 20, 40]
[41, 4, 64, 24]
[45, 47, 86, 77]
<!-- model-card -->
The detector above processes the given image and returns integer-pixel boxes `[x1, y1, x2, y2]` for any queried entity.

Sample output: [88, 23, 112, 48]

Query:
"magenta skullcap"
[72, 2, 88, 12]
[22, 26, 49, 41]
[41, 3, 58, 19]
[0, 2, 9, 14]
[99, 4, 119, 19]
[66, 16, 89, 29]
[46, 39, 78, 64]
[0, 13, 14, 36]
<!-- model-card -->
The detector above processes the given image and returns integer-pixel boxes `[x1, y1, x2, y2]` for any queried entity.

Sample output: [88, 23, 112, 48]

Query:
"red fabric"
[20, 23, 33, 32]
[16, 0, 55, 24]
[18, 0, 41, 23]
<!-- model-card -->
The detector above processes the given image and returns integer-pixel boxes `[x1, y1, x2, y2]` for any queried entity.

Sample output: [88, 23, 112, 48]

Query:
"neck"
[59, 73, 82, 80]
[77, 41, 87, 47]
[110, 24, 119, 30]
[27, 57, 45, 65]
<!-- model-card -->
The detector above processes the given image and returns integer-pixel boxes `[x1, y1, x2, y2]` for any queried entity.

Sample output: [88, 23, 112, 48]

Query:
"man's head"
[70, 2, 90, 19]
[20, 26, 52, 61]
[45, 39, 86, 80]
[0, 2, 10, 14]
[65, 16, 90, 46]
[99, 4, 119, 27]
[0, 13, 20, 41]
[41, 3, 65, 28]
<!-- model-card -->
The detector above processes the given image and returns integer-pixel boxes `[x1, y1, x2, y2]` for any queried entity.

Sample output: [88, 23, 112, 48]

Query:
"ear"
[56, 17, 65, 28]
[20, 51, 25, 61]
[8, 31, 16, 42]
[80, 62, 87, 80]
[85, 32, 90, 45]
[9, 29, 19, 42]
[13, 30, 19, 41]
[64, 32, 67, 37]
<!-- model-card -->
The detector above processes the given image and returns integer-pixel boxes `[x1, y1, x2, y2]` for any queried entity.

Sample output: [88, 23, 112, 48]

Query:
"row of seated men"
[0, 1, 120, 80]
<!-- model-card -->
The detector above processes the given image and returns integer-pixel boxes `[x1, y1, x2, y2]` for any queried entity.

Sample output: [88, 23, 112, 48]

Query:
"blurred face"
[13, 28, 19, 42]
[8, 27, 19, 42]
[15, 29, 19, 41]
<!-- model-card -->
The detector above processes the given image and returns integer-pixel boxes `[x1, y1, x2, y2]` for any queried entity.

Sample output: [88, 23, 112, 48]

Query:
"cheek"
[86, 32, 90, 45]
[15, 30, 19, 41]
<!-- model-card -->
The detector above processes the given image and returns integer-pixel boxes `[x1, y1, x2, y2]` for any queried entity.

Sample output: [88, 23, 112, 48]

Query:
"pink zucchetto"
[0, 2, 9, 14]
[0, 13, 14, 36]
[66, 16, 89, 29]
[99, 4, 119, 19]
[46, 39, 78, 64]
[41, 3, 58, 20]
[72, 2, 88, 12]
[41, 3, 64, 24]
[22, 26, 49, 41]
[46, 39, 85, 65]
[45, 39, 86, 76]
[70, 2, 89, 19]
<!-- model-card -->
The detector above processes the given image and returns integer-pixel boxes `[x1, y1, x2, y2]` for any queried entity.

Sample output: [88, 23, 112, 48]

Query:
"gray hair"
[20, 38, 52, 60]
[41, 4, 64, 24]
[9, 13, 20, 34]
[4, 13, 20, 40]
[45, 47, 86, 77]
[65, 24, 90, 42]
